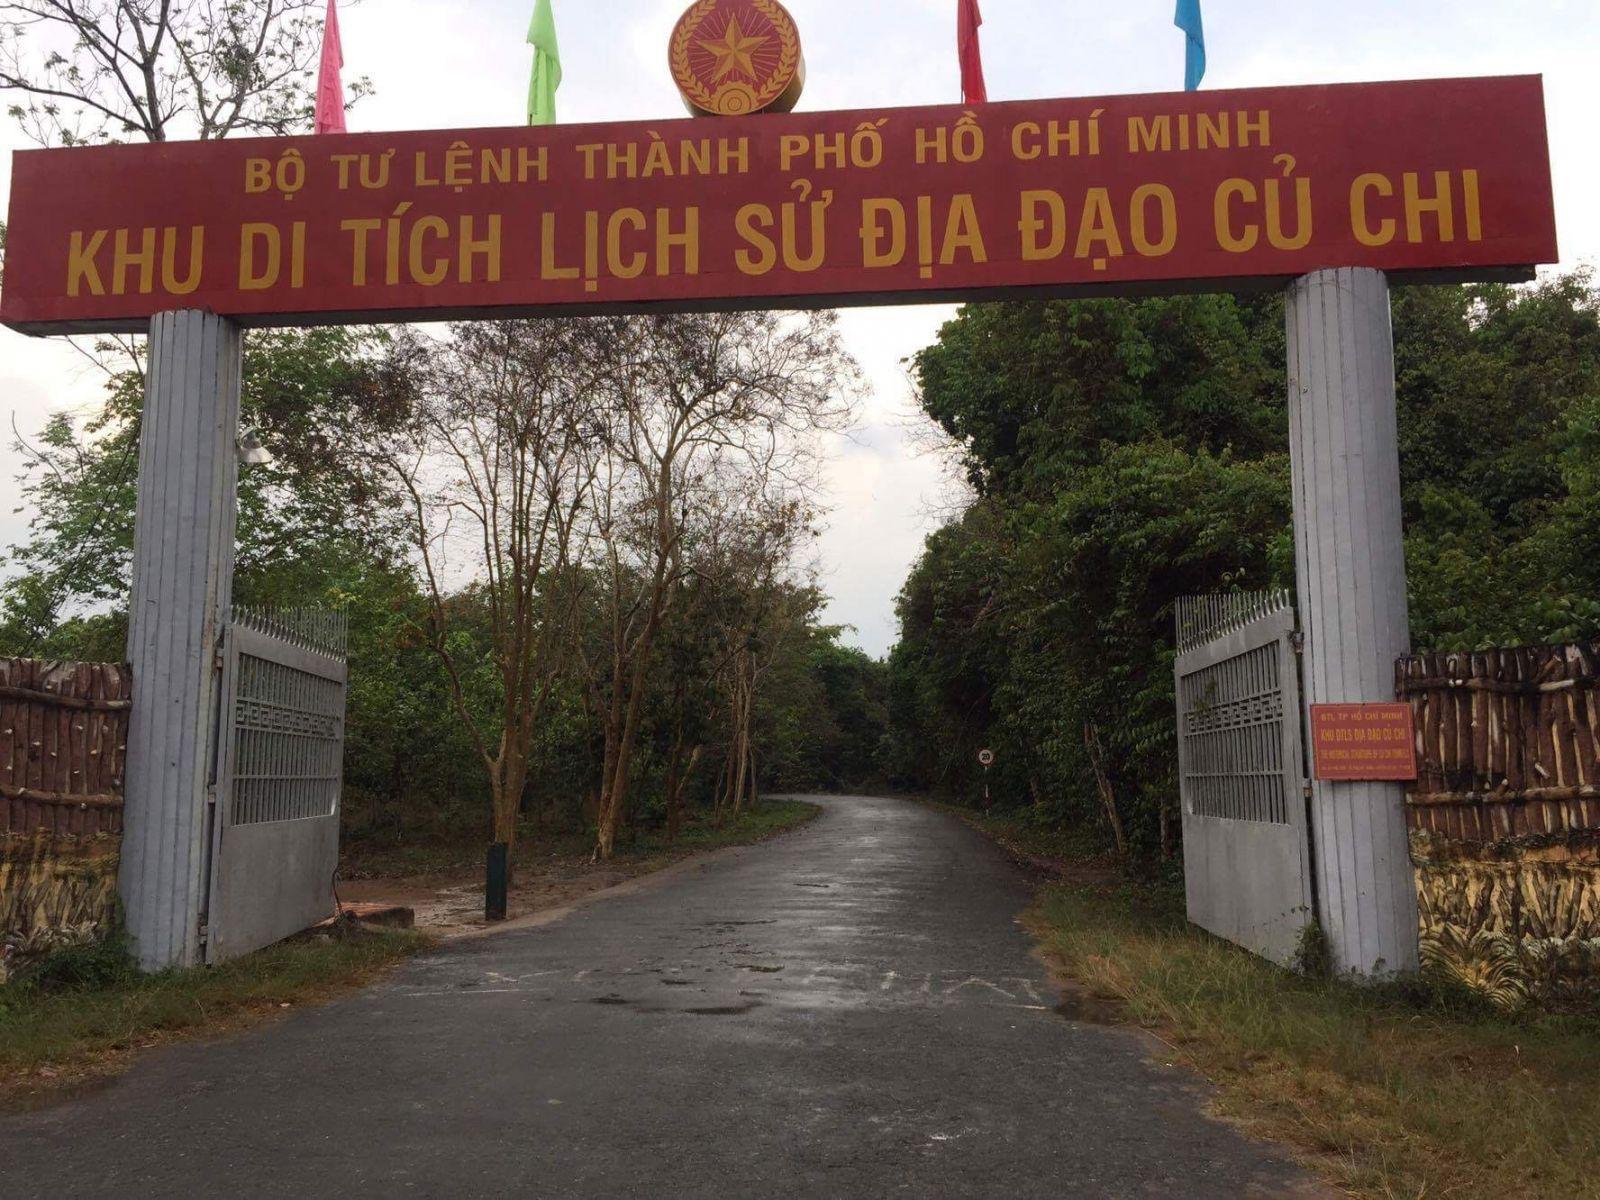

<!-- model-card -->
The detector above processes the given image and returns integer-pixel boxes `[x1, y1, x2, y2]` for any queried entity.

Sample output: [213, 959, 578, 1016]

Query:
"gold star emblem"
[699, 15, 767, 82]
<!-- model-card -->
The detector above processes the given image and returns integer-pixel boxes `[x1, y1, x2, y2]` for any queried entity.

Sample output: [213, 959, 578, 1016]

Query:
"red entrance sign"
[0, 75, 1557, 335]
[1310, 704, 1419, 782]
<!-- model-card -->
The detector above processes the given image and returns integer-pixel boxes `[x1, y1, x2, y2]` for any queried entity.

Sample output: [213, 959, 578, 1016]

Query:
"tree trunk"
[595, 625, 662, 860]
[729, 672, 750, 817]
[1083, 723, 1128, 859]
[594, 506, 678, 861]
[711, 755, 729, 826]
[746, 741, 759, 811]
[491, 745, 529, 859]
[663, 716, 693, 845]
[666, 744, 703, 845]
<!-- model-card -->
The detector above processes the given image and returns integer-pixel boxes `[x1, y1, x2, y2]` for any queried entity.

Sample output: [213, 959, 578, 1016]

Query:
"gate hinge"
[1303, 780, 1314, 799]
[1290, 630, 1306, 655]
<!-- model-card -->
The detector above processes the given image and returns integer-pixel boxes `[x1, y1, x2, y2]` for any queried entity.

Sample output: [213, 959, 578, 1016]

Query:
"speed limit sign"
[977, 748, 995, 768]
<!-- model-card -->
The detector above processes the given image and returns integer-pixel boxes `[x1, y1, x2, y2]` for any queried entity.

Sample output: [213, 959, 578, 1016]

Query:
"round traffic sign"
[977, 748, 995, 768]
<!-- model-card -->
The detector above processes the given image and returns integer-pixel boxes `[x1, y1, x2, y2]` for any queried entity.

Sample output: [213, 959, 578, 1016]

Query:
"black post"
[486, 842, 510, 922]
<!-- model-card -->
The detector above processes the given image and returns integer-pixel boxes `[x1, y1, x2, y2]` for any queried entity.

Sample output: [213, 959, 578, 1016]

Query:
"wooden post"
[1286, 268, 1420, 978]
[118, 311, 243, 970]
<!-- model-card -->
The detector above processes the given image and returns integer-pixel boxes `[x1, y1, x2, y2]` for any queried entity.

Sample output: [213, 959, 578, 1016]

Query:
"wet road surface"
[1, 795, 1325, 1198]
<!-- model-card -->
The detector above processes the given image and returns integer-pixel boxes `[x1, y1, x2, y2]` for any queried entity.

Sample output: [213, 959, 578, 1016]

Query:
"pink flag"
[314, 0, 346, 135]
[959, 0, 987, 105]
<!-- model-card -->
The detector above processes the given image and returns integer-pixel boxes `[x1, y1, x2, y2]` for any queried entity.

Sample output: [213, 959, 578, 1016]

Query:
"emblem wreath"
[672, 0, 801, 116]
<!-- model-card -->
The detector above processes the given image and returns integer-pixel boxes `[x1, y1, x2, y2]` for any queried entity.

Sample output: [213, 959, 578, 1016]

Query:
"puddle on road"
[683, 1002, 762, 1016]
[585, 995, 764, 1017]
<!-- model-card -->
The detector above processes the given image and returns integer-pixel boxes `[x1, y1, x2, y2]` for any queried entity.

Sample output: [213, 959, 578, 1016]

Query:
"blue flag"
[1175, 0, 1206, 91]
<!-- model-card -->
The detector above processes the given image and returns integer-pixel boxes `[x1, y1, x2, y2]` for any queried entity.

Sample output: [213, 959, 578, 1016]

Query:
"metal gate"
[204, 608, 347, 964]
[1174, 592, 1315, 965]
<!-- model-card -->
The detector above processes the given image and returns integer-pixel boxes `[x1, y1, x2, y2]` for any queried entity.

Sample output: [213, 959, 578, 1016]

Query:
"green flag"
[526, 0, 561, 126]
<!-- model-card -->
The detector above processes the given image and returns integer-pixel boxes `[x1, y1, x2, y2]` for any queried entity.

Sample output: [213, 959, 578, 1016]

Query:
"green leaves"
[892, 273, 1600, 857]
[0, 327, 414, 655]
[893, 293, 1293, 852]
[913, 294, 1286, 498]
[1396, 274, 1600, 650]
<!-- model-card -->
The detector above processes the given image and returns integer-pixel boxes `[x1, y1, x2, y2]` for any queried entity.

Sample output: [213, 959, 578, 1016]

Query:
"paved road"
[2, 796, 1323, 1199]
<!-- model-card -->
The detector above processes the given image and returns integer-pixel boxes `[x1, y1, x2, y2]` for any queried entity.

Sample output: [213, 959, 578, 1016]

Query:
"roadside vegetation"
[956, 808, 1600, 1200]
[887, 277, 1600, 855]
[0, 319, 890, 882]
[0, 926, 428, 1109]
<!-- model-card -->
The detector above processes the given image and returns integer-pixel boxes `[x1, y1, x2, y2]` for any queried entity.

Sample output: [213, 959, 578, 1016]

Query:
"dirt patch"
[338, 856, 656, 938]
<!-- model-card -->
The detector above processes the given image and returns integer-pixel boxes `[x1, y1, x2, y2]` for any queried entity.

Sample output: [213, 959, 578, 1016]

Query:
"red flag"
[314, 0, 346, 135]
[959, 0, 987, 105]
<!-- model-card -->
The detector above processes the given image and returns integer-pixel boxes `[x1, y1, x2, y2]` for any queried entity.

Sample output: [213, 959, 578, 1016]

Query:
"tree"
[0, 324, 446, 852]
[889, 276, 1600, 860]
[374, 321, 592, 866]
[800, 630, 889, 791]
[0, 0, 362, 145]
[693, 483, 816, 819]
[914, 294, 1285, 499]
[1392, 274, 1600, 647]
[0, 327, 414, 652]
[1, 0, 380, 647]
[576, 311, 855, 860]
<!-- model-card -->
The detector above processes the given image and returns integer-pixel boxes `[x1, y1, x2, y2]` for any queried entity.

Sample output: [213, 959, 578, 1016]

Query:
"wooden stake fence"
[1, 659, 131, 977]
[1399, 644, 1600, 842]
[1398, 643, 1600, 1012]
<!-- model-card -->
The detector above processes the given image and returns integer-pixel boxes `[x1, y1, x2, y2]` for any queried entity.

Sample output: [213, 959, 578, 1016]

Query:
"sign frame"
[1, 75, 1558, 336]
[1309, 703, 1420, 783]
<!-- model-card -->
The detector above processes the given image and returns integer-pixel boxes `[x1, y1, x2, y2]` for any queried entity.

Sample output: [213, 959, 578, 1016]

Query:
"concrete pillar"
[1285, 268, 1420, 979]
[119, 311, 242, 970]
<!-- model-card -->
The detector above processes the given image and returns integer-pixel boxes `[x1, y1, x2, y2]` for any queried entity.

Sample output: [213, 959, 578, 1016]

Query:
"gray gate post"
[1285, 268, 1419, 978]
[119, 310, 243, 970]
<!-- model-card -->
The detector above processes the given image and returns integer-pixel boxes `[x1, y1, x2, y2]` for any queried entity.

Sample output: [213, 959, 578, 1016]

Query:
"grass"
[0, 926, 429, 1108]
[951, 806, 1600, 1200]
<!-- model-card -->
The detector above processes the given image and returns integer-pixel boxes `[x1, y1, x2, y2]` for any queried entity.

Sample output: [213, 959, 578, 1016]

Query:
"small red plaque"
[1310, 704, 1418, 782]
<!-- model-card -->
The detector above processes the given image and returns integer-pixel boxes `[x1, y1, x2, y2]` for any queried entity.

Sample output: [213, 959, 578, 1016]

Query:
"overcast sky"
[2, 0, 1598, 656]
